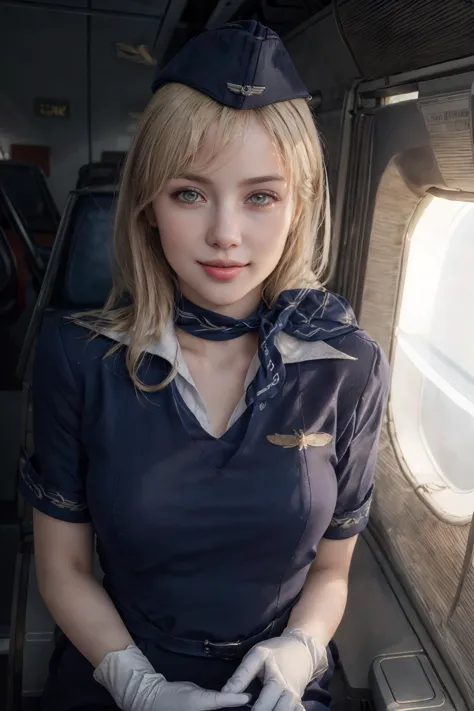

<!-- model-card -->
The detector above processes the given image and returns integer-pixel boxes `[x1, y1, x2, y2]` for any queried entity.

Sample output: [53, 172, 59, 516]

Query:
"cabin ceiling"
[117, 0, 474, 77]
[1, 0, 332, 66]
[120, 0, 332, 32]
[5, 0, 473, 80]
[159, 0, 333, 67]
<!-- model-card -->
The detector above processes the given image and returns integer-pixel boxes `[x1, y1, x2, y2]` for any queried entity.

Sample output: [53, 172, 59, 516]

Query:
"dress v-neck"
[171, 379, 255, 471]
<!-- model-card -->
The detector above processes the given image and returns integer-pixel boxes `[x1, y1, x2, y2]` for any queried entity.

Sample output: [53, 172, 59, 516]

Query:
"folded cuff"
[18, 451, 90, 523]
[323, 489, 373, 540]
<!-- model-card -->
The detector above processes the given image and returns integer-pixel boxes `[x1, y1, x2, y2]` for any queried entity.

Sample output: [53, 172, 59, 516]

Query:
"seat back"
[0, 161, 60, 235]
[17, 188, 116, 380]
[50, 190, 116, 310]
[76, 161, 122, 190]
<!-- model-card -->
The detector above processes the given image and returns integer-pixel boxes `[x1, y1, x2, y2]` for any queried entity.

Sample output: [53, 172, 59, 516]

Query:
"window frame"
[388, 193, 474, 525]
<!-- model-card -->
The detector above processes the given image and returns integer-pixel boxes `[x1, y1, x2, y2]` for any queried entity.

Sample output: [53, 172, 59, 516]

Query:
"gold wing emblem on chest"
[266, 430, 333, 450]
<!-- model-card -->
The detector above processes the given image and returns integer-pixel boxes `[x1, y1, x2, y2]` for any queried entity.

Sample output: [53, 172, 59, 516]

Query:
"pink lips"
[198, 261, 247, 281]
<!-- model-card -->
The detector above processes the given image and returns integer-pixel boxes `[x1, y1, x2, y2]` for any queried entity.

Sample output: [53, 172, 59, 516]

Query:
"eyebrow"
[176, 173, 286, 186]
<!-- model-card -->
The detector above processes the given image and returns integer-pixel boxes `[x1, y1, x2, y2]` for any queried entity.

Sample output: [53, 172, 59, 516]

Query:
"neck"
[178, 285, 262, 319]
[176, 327, 258, 363]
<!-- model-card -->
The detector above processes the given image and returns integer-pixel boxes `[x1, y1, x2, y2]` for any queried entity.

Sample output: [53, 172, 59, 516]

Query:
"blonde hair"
[81, 83, 330, 391]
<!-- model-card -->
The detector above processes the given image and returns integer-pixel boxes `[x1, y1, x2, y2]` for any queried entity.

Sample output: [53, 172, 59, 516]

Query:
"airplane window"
[391, 196, 474, 520]
[384, 91, 419, 104]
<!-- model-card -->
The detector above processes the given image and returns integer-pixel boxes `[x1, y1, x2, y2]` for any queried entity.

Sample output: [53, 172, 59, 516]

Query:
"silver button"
[259, 402, 266, 411]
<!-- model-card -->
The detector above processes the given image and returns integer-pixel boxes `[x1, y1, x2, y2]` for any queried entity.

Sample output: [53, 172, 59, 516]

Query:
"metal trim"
[332, 108, 375, 310]
[86, 1, 92, 164]
[205, 0, 248, 30]
[152, 0, 188, 69]
[6, 540, 32, 711]
[358, 55, 474, 96]
[428, 187, 474, 202]
[329, 81, 360, 285]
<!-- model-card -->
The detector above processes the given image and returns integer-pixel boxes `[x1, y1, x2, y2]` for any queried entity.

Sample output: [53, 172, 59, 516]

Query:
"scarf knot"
[175, 288, 358, 404]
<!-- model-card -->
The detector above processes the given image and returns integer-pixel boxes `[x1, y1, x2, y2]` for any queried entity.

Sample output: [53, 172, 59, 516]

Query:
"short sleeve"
[324, 342, 389, 540]
[18, 316, 90, 523]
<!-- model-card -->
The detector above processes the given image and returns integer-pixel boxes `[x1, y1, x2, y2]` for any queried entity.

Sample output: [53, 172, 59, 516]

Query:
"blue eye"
[177, 190, 202, 203]
[248, 193, 275, 206]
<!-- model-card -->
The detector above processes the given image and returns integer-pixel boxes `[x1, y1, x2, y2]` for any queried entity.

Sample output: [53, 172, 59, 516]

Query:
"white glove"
[93, 644, 251, 711]
[221, 629, 328, 711]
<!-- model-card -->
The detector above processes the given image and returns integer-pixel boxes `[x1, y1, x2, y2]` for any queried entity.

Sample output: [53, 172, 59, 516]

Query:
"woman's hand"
[93, 644, 251, 711]
[221, 630, 328, 711]
[127, 676, 252, 711]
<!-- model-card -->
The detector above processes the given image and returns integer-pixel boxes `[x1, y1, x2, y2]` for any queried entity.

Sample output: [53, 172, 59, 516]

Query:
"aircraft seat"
[0, 162, 60, 237]
[9, 188, 116, 710]
[17, 188, 116, 382]
[76, 161, 122, 190]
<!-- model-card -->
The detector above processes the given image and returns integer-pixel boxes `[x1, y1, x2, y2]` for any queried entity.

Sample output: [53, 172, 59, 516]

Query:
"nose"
[205, 203, 241, 250]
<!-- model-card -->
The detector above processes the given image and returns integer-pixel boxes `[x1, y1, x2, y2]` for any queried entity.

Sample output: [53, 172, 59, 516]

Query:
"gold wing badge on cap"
[226, 83, 266, 96]
[267, 430, 332, 451]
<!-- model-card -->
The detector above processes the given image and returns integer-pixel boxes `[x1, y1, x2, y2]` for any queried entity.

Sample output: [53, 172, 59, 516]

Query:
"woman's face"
[152, 116, 293, 317]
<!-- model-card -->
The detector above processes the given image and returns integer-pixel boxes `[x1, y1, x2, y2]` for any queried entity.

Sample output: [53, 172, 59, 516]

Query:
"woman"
[19, 19, 389, 711]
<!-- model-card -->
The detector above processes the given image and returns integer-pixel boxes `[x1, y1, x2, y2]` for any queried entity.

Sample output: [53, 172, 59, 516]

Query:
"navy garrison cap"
[151, 20, 311, 109]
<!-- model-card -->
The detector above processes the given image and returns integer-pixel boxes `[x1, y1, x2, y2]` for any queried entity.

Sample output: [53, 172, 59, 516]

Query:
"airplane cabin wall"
[0, 3, 157, 209]
[0, 3, 360, 214]
[285, 9, 360, 203]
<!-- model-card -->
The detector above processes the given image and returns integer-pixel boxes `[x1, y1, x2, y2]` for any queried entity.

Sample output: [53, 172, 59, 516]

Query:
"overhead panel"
[258, 0, 311, 35]
[13, 0, 87, 7]
[335, 0, 474, 78]
[91, 0, 168, 17]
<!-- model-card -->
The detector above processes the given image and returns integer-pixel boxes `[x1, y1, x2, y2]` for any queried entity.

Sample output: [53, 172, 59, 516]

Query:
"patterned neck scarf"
[175, 288, 358, 404]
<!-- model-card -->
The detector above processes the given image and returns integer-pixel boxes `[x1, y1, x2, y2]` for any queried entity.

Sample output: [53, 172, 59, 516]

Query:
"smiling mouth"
[198, 261, 248, 281]
[199, 260, 248, 267]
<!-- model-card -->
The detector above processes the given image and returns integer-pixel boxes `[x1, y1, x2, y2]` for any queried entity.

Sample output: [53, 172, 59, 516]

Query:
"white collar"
[102, 318, 356, 372]
[276, 330, 357, 364]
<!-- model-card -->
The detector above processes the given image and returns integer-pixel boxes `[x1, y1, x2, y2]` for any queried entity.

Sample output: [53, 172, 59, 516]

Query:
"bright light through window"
[385, 91, 419, 105]
[391, 196, 474, 519]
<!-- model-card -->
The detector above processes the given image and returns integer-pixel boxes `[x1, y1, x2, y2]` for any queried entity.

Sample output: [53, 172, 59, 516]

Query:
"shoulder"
[299, 327, 389, 402]
[329, 328, 389, 378]
[35, 312, 116, 380]
[329, 329, 390, 414]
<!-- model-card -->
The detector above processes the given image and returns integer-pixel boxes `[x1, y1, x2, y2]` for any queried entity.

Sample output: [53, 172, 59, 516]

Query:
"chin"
[180, 275, 261, 313]
[201, 285, 253, 307]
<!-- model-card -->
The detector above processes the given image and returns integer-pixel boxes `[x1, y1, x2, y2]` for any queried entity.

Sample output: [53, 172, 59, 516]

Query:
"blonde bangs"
[131, 84, 253, 209]
[78, 83, 329, 391]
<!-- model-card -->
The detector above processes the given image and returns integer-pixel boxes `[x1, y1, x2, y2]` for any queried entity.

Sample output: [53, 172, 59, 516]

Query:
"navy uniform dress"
[19, 307, 389, 711]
